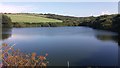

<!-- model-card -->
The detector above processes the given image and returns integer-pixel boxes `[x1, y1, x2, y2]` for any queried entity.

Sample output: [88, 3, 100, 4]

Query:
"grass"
[6, 14, 62, 23]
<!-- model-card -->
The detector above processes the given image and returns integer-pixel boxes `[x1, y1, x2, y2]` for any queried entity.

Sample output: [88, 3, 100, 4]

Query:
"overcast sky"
[0, 2, 118, 17]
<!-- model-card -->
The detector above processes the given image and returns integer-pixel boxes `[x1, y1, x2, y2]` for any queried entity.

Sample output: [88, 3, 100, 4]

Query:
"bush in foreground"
[0, 43, 48, 67]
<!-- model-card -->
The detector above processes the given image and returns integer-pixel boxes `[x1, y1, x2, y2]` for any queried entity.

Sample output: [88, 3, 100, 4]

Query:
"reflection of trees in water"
[118, 34, 120, 46]
[96, 34, 120, 46]
[1, 28, 12, 40]
[0, 14, 12, 40]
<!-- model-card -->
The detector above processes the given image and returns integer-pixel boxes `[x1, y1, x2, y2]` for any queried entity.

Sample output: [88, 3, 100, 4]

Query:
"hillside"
[6, 14, 62, 23]
[44, 14, 120, 33]
[3, 13, 120, 33]
[6, 14, 63, 27]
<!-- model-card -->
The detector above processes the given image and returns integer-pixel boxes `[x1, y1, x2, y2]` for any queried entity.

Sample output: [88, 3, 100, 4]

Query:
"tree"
[2, 14, 12, 28]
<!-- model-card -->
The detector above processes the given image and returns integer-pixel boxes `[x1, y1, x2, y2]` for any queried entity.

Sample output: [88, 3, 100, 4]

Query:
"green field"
[6, 14, 62, 23]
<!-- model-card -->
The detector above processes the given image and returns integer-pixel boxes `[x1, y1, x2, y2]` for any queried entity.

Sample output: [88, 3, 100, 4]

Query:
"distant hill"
[5, 14, 63, 27]
[44, 14, 120, 33]
[3, 13, 120, 33]
[6, 14, 62, 23]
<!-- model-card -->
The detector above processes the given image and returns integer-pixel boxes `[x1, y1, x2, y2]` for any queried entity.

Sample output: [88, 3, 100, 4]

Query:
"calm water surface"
[2, 27, 119, 66]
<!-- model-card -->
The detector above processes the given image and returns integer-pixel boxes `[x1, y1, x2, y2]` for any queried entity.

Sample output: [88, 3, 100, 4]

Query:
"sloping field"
[7, 14, 62, 23]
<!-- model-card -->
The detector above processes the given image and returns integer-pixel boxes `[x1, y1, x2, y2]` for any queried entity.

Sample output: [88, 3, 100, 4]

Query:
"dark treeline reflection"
[2, 28, 12, 40]
[118, 33, 120, 46]
[96, 34, 120, 46]
[1, 14, 12, 40]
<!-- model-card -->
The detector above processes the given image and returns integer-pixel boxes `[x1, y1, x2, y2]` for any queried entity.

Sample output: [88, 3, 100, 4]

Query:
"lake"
[2, 27, 119, 66]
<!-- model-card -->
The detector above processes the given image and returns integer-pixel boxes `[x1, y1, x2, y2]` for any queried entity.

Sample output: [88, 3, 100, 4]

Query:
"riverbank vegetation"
[0, 14, 12, 40]
[44, 14, 120, 33]
[3, 13, 120, 33]
[0, 43, 48, 67]
[2, 14, 12, 28]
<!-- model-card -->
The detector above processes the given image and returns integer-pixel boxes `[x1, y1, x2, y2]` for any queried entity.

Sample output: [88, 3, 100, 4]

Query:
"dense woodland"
[44, 14, 120, 33]
[2, 13, 120, 33]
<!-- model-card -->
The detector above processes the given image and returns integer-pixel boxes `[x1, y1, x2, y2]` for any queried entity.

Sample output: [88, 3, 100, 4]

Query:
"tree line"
[44, 14, 120, 33]
[2, 14, 12, 28]
[2, 13, 120, 33]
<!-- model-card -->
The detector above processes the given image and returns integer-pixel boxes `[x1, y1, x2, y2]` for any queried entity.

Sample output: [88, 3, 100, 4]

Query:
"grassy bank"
[7, 14, 62, 23]
[6, 14, 63, 27]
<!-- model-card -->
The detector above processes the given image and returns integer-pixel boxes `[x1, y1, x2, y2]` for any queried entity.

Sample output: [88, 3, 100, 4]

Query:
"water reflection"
[96, 34, 120, 46]
[2, 27, 119, 66]
[2, 27, 119, 47]
[1, 28, 12, 40]
[118, 34, 120, 46]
